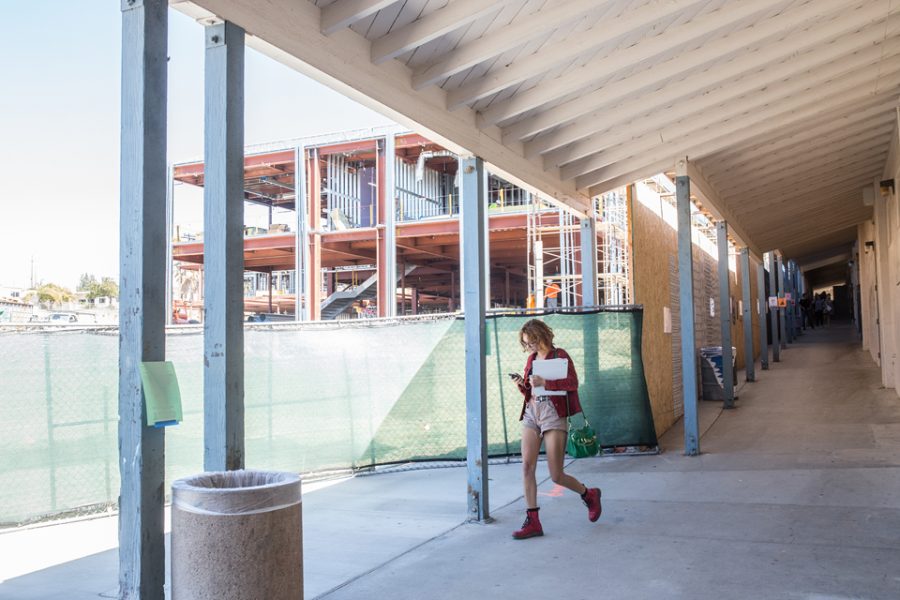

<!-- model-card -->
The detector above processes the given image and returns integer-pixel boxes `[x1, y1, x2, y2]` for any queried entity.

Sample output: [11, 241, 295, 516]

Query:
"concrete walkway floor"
[2, 321, 899, 599]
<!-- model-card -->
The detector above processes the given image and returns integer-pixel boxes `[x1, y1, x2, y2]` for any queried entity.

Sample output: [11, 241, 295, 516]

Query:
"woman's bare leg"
[543, 429, 587, 494]
[521, 426, 542, 508]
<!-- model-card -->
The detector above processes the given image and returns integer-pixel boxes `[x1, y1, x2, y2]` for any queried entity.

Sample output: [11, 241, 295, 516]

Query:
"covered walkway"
[4, 322, 899, 599]
[317, 321, 900, 599]
[112, 1, 900, 595]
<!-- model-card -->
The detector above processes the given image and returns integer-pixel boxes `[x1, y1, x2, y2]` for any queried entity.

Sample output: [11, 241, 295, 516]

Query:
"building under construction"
[169, 126, 631, 322]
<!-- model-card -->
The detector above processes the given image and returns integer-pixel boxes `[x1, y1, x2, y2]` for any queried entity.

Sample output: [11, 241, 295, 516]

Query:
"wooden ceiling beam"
[701, 107, 895, 174]
[545, 39, 900, 169]
[525, 17, 897, 155]
[723, 149, 888, 200]
[732, 164, 883, 212]
[567, 62, 900, 184]
[371, 0, 515, 65]
[709, 122, 894, 185]
[756, 210, 869, 247]
[179, 0, 588, 213]
[578, 87, 900, 191]
[446, 0, 709, 109]
[411, 0, 610, 90]
[488, 0, 855, 128]
[320, 0, 400, 35]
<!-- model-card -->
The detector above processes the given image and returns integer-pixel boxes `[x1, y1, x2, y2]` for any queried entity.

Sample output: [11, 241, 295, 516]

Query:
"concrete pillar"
[580, 216, 598, 307]
[203, 20, 245, 471]
[777, 254, 787, 350]
[768, 252, 781, 362]
[741, 248, 755, 382]
[118, 0, 168, 596]
[166, 164, 175, 325]
[376, 134, 397, 317]
[307, 149, 322, 320]
[460, 155, 490, 520]
[757, 260, 769, 370]
[676, 171, 699, 455]
[294, 145, 309, 321]
[717, 221, 734, 408]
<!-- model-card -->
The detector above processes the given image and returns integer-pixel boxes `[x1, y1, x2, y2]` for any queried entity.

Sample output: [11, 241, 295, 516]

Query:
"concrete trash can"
[699, 346, 737, 401]
[171, 470, 302, 600]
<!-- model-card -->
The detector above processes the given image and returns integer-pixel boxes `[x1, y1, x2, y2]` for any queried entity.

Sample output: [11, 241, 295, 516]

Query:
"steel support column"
[850, 246, 861, 334]
[308, 149, 322, 320]
[758, 260, 769, 370]
[483, 168, 491, 310]
[580, 216, 598, 307]
[768, 252, 781, 362]
[375, 136, 397, 317]
[777, 254, 787, 350]
[783, 258, 793, 343]
[793, 262, 802, 337]
[717, 222, 735, 408]
[118, 0, 167, 597]
[740, 248, 755, 382]
[165, 164, 174, 325]
[203, 21, 245, 471]
[676, 174, 699, 455]
[790, 261, 799, 338]
[460, 155, 490, 520]
[294, 145, 309, 321]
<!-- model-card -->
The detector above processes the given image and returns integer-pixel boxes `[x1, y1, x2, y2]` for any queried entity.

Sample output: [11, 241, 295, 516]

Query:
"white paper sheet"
[531, 358, 568, 396]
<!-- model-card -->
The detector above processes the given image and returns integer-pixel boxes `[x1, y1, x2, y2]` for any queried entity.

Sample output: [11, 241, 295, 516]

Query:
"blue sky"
[0, 2, 395, 290]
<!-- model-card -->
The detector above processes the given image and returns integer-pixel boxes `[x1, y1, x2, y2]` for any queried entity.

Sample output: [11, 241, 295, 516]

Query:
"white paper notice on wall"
[663, 306, 672, 333]
[738, 300, 743, 316]
[768, 296, 778, 308]
[709, 298, 715, 317]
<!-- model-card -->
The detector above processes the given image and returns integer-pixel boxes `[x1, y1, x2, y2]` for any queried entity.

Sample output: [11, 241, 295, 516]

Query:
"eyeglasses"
[522, 338, 537, 347]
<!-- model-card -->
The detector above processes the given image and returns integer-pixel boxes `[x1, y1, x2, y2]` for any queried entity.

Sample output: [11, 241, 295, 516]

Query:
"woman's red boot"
[581, 487, 602, 522]
[512, 508, 543, 540]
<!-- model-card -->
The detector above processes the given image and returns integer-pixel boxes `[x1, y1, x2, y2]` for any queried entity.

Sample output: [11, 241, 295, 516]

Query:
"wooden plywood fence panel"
[632, 194, 756, 436]
[631, 199, 677, 435]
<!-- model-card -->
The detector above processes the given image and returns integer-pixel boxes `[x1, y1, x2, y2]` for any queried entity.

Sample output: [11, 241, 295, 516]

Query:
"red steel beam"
[174, 149, 296, 181]
[174, 212, 538, 264]
[316, 138, 378, 156]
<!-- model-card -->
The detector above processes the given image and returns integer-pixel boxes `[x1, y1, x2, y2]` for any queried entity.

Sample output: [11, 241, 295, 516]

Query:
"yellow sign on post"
[777, 298, 787, 308]
[139, 361, 183, 428]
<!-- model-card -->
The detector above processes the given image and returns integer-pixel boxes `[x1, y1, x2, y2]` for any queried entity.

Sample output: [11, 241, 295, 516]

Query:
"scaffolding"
[598, 189, 631, 306]
[526, 198, 582, 308]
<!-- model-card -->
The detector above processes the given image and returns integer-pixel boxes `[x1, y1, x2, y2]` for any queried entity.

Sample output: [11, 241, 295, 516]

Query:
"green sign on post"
[139, 361, 183, 427]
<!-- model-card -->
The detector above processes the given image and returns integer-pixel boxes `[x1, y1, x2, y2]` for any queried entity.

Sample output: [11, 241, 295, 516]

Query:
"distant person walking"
[814, 293, 825, 327]
[509, 319, 601, 540]
[824, 294, 833, 326]
[800, 293, 814, 330]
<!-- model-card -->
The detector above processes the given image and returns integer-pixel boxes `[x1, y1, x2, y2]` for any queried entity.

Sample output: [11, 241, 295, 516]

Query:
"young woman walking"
[509, 319, 601, 539]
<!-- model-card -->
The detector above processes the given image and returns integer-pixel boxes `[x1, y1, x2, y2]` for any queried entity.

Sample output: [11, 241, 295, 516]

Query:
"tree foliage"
[77, 273, 119, 299]
[30, 283, 75, 306]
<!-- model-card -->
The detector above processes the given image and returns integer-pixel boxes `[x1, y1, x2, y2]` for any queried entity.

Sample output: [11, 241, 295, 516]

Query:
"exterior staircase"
[320, 264, 417, 320]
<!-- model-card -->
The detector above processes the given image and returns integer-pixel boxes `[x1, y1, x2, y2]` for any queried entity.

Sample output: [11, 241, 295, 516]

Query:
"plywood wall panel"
[631, 188, 757, 437]
[631, 196, 678, 435]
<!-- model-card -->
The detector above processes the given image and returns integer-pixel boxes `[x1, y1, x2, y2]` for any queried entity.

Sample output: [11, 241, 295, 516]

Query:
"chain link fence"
[0, 308, 655, 526]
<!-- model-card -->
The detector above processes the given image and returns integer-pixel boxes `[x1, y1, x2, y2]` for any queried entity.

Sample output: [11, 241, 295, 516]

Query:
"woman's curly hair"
[518, 318, 554, 352]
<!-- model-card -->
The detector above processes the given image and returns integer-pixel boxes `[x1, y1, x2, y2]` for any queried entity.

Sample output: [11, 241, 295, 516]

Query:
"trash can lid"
[172, 469, 301, 516]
